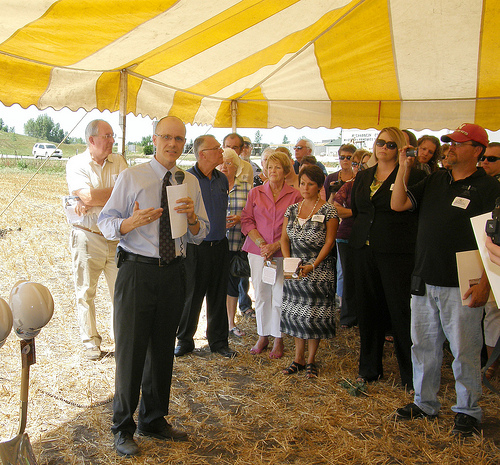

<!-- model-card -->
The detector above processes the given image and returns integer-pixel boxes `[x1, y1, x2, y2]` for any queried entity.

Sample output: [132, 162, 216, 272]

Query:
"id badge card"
[452, 197, 470, 209]
[262, 260, 277, 285]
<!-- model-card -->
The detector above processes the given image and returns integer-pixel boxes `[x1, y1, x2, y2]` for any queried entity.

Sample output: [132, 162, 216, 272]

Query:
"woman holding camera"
[349, 127, 426, 389]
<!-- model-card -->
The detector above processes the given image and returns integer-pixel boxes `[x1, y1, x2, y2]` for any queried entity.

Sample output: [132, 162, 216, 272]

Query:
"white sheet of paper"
[262, 264, 277, 285]
[470, 213, 500, 305]
[62, 196, 84, 225]
[283, 257, 302, 273]
[456, 250, 494, 305]
[167, 183, 188, 239]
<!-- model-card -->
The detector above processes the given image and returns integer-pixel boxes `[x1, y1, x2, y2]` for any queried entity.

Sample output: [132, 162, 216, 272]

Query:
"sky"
[0, 102, 343, 146]
[1, 101, 499, 147]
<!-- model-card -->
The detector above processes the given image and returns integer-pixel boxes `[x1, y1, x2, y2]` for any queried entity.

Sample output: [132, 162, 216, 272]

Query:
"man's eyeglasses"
[450, 141, 475, 148]
[294, 146, 306, 150]
[95, 134, 116, 139]
[375, 139, 398, 150]
[481, 155, 500, 163]
[339, 155, 352, 160]
[155, 133, 186, 143]
[201, 146, 222, 152]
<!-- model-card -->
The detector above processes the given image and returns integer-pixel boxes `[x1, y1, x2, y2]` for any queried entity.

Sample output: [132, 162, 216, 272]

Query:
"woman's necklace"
[339, 170, 354, 183]
[270, 184, 282, 198]
[295, 196, 320, 228]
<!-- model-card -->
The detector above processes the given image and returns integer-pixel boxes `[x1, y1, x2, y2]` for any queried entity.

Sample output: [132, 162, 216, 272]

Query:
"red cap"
[441, 123, 489, 146]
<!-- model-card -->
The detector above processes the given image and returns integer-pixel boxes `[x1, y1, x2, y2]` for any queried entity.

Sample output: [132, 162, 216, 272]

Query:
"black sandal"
[242, 308, 256, 318]
[282, 361, 306, 375]
[306, 363, 318, 379]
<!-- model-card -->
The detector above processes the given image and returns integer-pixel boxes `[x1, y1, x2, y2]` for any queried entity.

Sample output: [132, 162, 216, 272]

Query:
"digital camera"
[486, 197, 500, 245]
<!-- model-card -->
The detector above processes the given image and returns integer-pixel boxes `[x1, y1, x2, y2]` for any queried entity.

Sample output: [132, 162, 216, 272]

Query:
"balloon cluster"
[0, 281, 54, 348]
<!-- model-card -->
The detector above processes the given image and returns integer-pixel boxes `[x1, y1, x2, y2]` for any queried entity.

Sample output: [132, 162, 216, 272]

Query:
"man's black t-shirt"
[408, 168, 500, 287]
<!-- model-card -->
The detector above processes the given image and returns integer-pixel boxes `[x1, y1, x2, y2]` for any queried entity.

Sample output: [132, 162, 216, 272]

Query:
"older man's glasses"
[201, 146, 222, 152]
[294, 146, 306, 150]
[95, 134, 116, 139]
[376, 139, 398, 150]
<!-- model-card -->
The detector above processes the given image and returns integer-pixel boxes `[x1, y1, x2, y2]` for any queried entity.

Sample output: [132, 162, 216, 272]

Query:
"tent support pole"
[119, 70, 128, 157]
[231, 100, 237, 133]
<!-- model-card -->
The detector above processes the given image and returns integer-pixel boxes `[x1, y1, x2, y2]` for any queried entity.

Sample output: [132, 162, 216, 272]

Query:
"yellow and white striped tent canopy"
[0, 0, 499, 131]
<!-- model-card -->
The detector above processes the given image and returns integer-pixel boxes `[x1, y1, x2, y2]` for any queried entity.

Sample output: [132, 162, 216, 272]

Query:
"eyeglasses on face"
[376, 139, 398, 150]
[294, 146, 306, 150]
[450, 141, 475, 148]
[201, 146, 222, 152]
[222, 161, 233, 166]
[154, 133, 186, 143]
[339, 155, 352, 160]
[481, 155, 500, 163]
[94, 133, 116, 139]
[351, 162, 360, 167]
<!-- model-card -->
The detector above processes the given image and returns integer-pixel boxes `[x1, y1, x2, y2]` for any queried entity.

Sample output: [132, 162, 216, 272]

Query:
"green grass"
[0, 130, 86, 157]
[0, 157, 66, 174]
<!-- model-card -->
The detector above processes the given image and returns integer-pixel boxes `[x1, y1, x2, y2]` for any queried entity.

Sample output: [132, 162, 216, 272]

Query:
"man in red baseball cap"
[390, 122, 500, 437]
[440, 123, 489, 147]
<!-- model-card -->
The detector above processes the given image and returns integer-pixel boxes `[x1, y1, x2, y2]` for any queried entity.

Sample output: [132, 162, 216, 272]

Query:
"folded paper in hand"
[284, 257, 302, 279]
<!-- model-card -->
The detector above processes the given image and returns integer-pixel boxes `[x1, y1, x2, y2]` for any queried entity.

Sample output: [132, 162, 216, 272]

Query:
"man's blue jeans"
[238, 277, 252, 311]
[411, 284, 483, 421]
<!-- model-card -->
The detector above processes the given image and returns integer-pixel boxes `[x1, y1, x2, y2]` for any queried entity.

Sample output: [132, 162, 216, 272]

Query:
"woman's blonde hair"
[372, 127, 406, 161]
[265, 150, 292, 175]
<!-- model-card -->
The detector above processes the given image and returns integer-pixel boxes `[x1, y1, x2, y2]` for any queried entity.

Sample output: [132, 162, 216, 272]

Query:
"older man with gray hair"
[175, 135, 237, 359]
[293, 137, 327, 175]
[66, 119, 128, 360]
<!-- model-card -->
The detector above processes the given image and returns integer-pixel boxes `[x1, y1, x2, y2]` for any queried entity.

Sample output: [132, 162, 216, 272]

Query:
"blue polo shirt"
[188, 163, 228, 241]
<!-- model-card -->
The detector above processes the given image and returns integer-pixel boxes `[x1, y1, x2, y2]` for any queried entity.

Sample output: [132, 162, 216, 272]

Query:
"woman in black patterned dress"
[280, 165, 339, 378]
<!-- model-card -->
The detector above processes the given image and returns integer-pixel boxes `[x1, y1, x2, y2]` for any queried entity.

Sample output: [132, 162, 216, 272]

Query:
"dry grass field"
[1, 169, 499, 464]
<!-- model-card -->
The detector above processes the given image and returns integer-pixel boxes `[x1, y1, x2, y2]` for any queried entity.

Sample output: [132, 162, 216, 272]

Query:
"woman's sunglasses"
[376, 139, 398, 150]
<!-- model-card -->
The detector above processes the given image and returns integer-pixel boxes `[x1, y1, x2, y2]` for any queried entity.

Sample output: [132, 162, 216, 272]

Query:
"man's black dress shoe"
[137, 424, 188, 441]
[114, 431, 139, 457]
[212, 345, 238, 358]
[174, 344, 194, 357]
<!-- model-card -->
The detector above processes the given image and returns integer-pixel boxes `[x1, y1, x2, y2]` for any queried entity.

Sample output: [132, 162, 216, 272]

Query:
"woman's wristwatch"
[188, 215, 199, 226]
[255, 237, 265, 247]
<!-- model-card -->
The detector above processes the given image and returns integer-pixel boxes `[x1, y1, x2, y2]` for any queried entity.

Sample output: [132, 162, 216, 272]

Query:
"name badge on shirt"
[312, 214, 325, 222]
[452, 197, 470, 209]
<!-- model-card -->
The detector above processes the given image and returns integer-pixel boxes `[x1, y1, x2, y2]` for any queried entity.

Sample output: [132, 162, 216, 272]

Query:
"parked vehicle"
[32, 143, 63, 158]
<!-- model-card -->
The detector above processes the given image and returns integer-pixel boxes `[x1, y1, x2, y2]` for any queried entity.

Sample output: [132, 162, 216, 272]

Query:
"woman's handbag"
[229, 250, 251, 278]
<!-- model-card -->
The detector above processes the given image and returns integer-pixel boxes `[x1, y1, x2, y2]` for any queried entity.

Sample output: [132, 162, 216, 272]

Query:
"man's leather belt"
[122, 251, 181, 267]
[73, 224, 104, 236]
[200, 238, 226, 247]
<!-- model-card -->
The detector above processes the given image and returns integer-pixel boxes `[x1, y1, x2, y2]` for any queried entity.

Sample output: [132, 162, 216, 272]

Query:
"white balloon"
[0, 298, 13, 348]
[9, 281, 54, 340]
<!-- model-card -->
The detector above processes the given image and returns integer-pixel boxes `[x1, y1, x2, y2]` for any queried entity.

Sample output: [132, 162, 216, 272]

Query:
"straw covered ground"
[1, 169, 500, 464]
